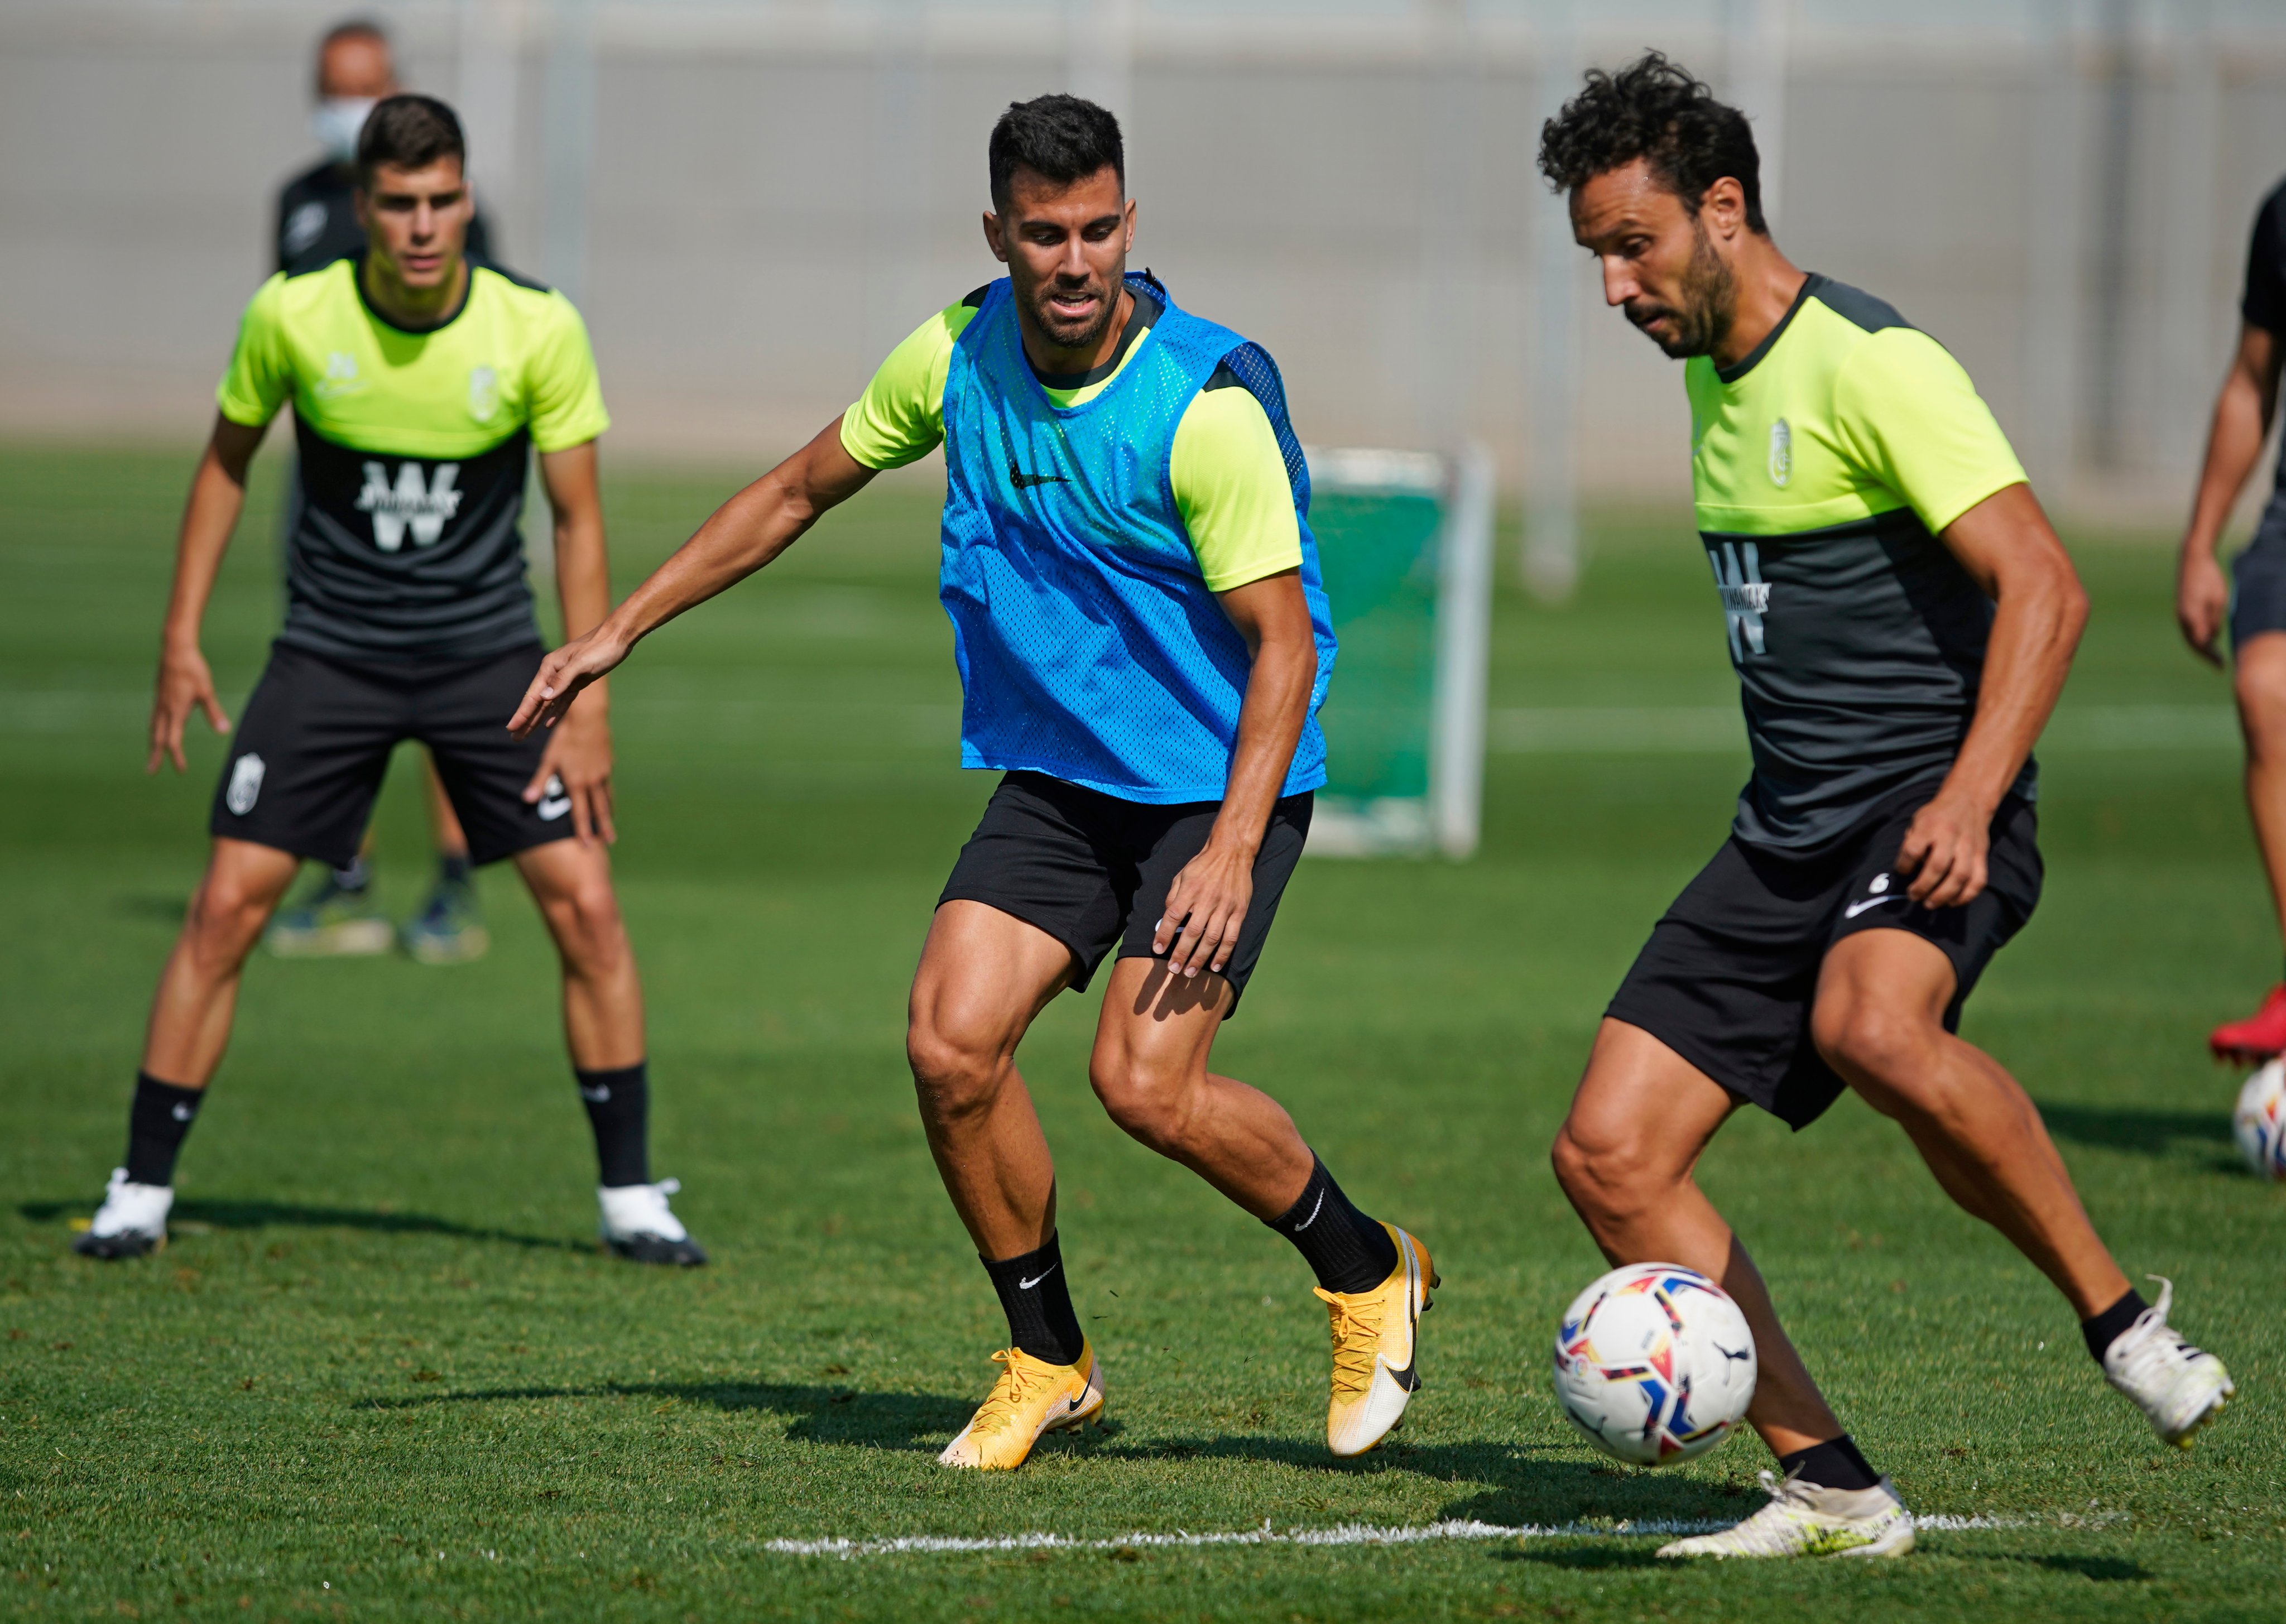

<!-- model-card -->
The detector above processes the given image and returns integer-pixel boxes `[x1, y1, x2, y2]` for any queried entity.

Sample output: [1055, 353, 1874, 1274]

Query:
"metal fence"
[7, 0, 2286, 554]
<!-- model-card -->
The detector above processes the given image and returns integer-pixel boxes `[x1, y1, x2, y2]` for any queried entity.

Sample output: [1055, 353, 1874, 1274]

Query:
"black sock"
[2081, 1288, 2149, 1364]
[330, 855, 369, 892]
[124, 1073, 204, 1187]
[1265, 1156, 1400, 1294]
[981, 1234, 1086, 1367]
[439, 854, 472, 887]
[1778, 1434, 1881, 1493]
[576, 1063, 650, 1188]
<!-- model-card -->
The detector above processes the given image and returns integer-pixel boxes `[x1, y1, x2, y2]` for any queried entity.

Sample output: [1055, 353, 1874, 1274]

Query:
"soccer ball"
[1551, 1263, 1757, 1467]
[2234, 1060, 2286, 1181]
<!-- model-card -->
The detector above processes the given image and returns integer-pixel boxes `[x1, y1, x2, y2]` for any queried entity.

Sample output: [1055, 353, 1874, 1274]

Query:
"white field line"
[761, 1511, 2045, 1560]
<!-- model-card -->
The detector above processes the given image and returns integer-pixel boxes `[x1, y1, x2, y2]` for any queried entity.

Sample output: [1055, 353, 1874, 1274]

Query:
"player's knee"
[186, 873, 276, 960]
[1812, 995, 1935, 1089]
[905, 1018, 1003, 1118]
[1088, 1052, 1195, 1150]
[1550, 1122, 1664, 1226]
[541, 874, 627, 969]
[2236, 665, 2286, 757]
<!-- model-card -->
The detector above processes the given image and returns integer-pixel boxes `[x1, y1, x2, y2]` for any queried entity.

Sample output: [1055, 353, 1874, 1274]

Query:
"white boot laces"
[2107, 1276, 2202, 1390]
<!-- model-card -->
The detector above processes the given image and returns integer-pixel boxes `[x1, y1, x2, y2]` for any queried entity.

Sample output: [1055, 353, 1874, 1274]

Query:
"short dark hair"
[1536, 51, 1766, 234]
[356, 94, 465, 187]
[988, 94, 1124, 210]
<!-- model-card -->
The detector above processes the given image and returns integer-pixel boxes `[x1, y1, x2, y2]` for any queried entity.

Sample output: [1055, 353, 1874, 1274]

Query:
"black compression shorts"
[938, 770, 1312, 1016]
[210, 642, 575, 869]
[1606, 792, 2043, 1130]
[2232, 494, 2286, 652]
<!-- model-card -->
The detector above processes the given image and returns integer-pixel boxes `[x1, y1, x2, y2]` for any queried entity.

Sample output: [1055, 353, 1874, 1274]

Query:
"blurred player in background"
[1539, 54, 2232, 1560]
[2178, 171, 2286, 1062]
[266, 17, 497, 966]
[512, 95, 1439, 1471]
[75, 95, 703, 1269]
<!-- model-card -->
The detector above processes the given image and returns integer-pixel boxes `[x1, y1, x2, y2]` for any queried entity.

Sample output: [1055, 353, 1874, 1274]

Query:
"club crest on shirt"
[467, 366, 500, 424]
[1767, 417, 1792, 488]
[314, 350, 363, 400]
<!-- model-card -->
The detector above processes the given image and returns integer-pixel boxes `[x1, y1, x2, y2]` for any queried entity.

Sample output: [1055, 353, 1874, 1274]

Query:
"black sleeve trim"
[1202, 362, 1245, 391]
[963, 284, 992, 308]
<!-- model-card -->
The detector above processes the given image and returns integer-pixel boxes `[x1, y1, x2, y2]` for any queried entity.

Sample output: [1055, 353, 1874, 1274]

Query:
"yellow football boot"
[1316, 1222, 1437, 1458]
[937, 1339, 1105, 1470]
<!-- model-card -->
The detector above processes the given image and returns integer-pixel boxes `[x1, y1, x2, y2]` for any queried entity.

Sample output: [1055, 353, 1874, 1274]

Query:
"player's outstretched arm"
[509, 419, 876, 738]
[1152, 568, 1318, 979]
[1900, 483, 2090, 908]
[149, 415, 266, 774]
[2178, 322, 2282, 666]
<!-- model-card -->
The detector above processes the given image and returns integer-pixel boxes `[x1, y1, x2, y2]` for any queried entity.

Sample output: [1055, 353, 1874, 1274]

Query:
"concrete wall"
[6, 1, 2286, 519]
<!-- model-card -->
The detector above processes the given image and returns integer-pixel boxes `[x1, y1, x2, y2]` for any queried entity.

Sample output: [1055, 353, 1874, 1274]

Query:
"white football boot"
[1658, 1471, 1915, 1560]
[597, 1178, 707, 1267]
[73, 1168, 174, 1260]
[2101, 1276, 2233, 1447]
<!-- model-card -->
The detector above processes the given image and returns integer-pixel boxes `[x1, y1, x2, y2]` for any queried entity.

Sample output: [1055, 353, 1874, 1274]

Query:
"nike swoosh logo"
[1844, 895, 1905, 919]
[1018, 1263, 1059, 1290]
[1008, 458, 1070, 490]
[1290, 1190, 1326, 1233]
[537, 796, 572, 821]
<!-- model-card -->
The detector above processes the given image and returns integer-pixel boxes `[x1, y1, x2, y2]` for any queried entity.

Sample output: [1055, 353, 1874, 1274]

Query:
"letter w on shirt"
[356, 460, 463, 551]
[1709, 540, 1771, 660]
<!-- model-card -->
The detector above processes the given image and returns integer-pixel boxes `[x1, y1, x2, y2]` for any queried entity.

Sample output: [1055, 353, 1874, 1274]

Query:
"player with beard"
[511, 94, 1438, 1470]
[1537, 54, 2233, 1559]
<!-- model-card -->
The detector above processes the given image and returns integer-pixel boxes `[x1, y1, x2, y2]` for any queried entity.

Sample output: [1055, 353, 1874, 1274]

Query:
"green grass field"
[4, 444, 2283, 1621]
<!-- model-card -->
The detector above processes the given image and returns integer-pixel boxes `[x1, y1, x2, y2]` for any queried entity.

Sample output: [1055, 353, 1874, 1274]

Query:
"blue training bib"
[938, 272, 1335, 804]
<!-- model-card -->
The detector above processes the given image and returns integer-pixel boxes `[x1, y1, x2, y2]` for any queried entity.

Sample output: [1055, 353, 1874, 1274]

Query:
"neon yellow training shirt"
[839, 288, 1303, 593]
[215, 256, 609, 660]
[1683, 272, 2030, 849]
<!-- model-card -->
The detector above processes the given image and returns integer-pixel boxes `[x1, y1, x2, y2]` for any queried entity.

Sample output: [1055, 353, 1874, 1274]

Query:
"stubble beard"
[1029, 273, 1122, 353]
[1627, 220, 1738, 360]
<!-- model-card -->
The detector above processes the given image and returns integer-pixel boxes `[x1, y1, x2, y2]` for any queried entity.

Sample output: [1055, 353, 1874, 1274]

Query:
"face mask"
[311, 97, 378, 165]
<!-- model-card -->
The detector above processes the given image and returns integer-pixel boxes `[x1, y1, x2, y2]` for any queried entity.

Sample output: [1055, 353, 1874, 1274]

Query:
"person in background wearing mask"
[264, 17, 498, 964]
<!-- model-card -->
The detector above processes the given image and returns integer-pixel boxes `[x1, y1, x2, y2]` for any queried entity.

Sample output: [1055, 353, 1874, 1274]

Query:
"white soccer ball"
[2235, 1060, 2286, 1181]
[1551, 1262, 1757, 1467]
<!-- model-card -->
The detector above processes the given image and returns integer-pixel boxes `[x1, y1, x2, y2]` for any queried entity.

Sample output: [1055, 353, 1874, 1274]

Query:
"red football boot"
[2210, 984, 2286, 1063]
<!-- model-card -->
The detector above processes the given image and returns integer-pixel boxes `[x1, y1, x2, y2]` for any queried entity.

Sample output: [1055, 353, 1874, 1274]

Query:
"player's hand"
[147, 642, 230, 775]
[1894, 791, 1990, 910]
[510, 626, 630, 739]
[2177, 549, 2230, 668]
[1152, 839, 1255, 980]
[527, 699, 616, 845]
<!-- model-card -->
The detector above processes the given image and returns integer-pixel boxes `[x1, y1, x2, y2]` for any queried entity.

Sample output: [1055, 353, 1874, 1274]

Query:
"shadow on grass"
[2034, 1101, 2233, 1164]
[351, 1381, 974, 1450]
[344, 1382, 1751, 1523]
[113, 892, 191, 924]
[1495, 1546, 1665, 1570]
[16, 1197, 584, 1253]
[1966, 1552, 2152, 1583]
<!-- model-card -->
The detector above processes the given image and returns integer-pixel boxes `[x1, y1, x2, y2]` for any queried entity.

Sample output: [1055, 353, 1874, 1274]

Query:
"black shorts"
[2231, 495, 2286, 651]
[939, 771, 1312, 1016]
[210, 642, 572, 869]
[1606, 792, 2043, 1130]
